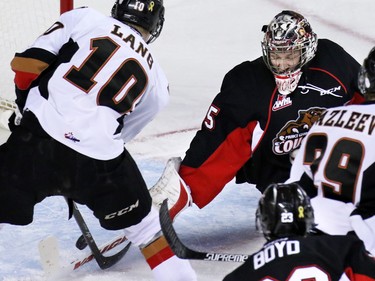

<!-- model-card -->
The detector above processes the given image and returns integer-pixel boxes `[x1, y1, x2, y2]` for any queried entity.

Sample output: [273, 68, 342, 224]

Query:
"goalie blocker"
[150, 157, 193, 220]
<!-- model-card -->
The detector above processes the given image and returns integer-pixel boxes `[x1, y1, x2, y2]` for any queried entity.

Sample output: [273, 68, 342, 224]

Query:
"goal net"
[0, 0, 74, 128]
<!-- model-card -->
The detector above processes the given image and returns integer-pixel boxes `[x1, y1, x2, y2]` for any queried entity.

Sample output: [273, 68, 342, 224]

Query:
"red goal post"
[61, 0, 74, 14]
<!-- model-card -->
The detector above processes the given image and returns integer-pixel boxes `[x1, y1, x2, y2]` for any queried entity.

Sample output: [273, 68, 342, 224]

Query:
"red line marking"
[133, 127, 200, 142]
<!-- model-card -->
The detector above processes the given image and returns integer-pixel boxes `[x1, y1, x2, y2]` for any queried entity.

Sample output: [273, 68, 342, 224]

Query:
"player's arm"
[150, 115, 255, 217]
[151, 66, 257, 212]
[179, 118, 256, 208]
[11, 48, 57, 91]
[10, 8, 84, 108]
[179, 69, 258, 208]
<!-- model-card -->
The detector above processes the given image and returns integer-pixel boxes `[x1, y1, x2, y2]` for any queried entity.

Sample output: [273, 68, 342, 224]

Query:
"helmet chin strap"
[274, 69, 302, 96]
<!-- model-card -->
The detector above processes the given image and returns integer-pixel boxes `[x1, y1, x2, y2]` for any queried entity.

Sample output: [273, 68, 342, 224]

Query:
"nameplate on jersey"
[111, 24, 154, 70]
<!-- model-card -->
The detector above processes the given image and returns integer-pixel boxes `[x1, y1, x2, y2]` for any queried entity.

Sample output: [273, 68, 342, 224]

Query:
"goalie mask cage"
[0, 0, 73, 108]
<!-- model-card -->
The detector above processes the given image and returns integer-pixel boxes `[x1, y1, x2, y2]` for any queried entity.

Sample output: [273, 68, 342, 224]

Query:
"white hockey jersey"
[288, 102, 375, 253]
[14, 7, 169, 160]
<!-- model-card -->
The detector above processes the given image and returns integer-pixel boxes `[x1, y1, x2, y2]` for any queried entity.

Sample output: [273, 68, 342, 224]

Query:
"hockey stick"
[70, 200, 131, 269]
[70, 234, 130, 270]
[159, 199, 249, 262]
[39, 233, 130, 276]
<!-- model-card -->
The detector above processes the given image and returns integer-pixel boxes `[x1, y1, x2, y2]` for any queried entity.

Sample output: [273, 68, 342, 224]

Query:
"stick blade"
[97, 240, 132, 270]
[38, 236, 61, 277]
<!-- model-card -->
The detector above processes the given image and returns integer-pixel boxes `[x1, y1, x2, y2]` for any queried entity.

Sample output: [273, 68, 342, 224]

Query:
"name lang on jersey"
[316, 108, 375, 135]
[111, 24, 154, 70]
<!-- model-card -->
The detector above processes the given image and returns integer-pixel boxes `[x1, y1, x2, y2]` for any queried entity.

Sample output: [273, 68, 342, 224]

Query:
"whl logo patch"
[272, 95, 292, 111]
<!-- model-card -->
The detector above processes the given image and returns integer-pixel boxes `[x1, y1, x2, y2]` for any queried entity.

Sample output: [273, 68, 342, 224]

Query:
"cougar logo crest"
[273, 107, 325, 155]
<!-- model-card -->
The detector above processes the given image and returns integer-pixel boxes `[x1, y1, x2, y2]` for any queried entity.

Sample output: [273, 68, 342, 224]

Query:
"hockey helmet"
[358, 46, 375, 96]
[111, 0, 165, 43]
[261, 10, 318, 75]
[256, 182, 315, 241]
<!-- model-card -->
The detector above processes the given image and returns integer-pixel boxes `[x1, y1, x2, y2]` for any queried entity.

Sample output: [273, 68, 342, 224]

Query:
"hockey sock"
[141, 235, 174, 269]
[141, 235, 197, 281]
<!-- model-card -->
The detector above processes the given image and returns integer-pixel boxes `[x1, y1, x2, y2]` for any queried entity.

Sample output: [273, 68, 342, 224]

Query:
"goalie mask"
[358, 46, 375, 97]
[262, 11, 318, 95]
[256, 183, 315, 241]
[111, 0, 165, 43]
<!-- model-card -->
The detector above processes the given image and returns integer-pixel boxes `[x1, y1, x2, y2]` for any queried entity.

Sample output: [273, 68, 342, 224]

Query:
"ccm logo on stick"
[104, 200, 139, 220]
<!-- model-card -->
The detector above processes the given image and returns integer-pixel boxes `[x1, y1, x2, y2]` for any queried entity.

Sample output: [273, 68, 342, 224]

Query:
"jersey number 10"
[64, 37, 147, 115]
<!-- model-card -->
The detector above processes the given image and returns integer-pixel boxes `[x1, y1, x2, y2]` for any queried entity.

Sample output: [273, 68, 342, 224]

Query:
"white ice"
[0, 0, 374, 280]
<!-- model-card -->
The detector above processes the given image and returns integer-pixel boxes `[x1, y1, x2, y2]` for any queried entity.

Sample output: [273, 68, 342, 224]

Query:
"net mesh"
[0, 1, 60, 105]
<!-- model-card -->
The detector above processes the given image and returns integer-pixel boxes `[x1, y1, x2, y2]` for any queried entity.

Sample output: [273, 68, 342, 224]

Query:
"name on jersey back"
[316, 108, 375, 135]
[110, 24, 154, 70]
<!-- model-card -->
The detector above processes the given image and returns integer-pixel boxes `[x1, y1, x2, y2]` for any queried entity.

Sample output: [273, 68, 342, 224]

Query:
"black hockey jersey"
[179, 39, 364, 208]
[223, 235, 375, 281]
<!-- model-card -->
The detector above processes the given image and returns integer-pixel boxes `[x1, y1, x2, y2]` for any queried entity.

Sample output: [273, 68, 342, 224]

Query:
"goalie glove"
[150, 157, 192, 220]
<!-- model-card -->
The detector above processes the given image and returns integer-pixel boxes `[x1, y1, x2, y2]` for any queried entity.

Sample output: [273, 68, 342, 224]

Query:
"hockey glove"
[149, 157, 192, 220]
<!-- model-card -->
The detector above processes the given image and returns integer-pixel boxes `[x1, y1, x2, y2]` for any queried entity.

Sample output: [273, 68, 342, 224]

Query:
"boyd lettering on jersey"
[111, 24, 154, 69]
[253, 239, 300, 270]
[315, 109, 375, 135]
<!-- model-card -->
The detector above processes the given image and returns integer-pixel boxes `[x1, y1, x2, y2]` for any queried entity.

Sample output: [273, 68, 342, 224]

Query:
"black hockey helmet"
[111, 0, 165, 43]
[256, 182, 314, 241]
[358, 46, 375, 96]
